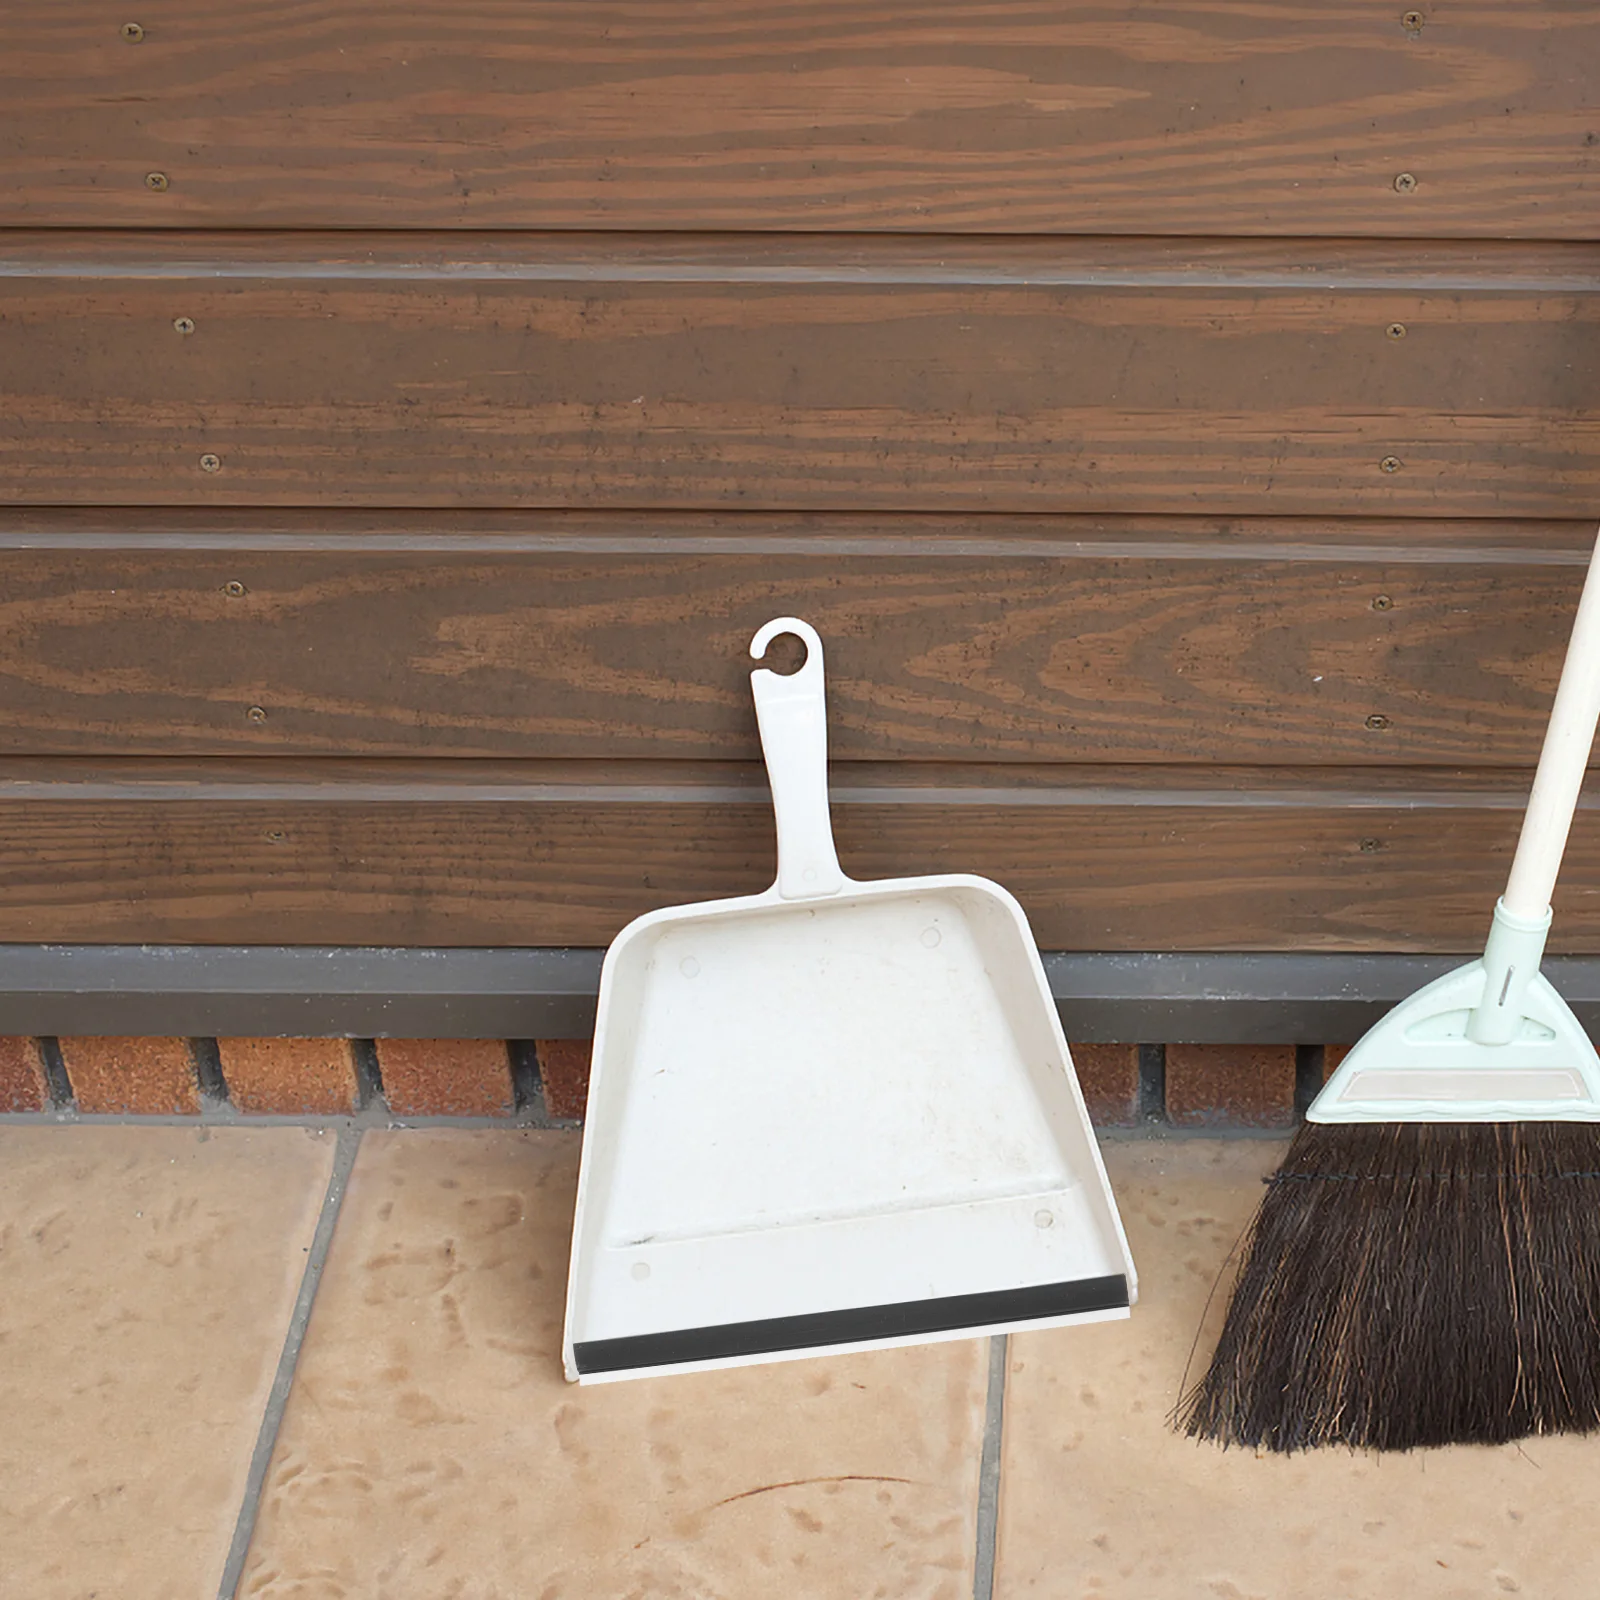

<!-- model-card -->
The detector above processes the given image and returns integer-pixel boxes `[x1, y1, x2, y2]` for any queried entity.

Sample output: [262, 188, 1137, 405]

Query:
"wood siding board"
[0, 527, 1595, 764]
[2, 4, 1596, 236]
[1, 237, 1596, 514]
[0, 758, 1589, 951]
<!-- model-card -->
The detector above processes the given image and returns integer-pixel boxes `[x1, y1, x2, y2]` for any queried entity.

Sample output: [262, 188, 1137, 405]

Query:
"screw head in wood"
[173, 316, 195, 335]
[1386, 322, 1407, 339]
[121, 21, 145, 40]
[1372, 594, 1393, 611]
[1393, 172, 1418, 193]
[264, 828, 286, 843]
[1366, 713, 1391, 731]
[145, 171, 169, 191]
[246, 706, 268, 725]
[1401, 9, 1424, 31]
[223, 580, 247, 597]
[199, 452, 221, 473]
[1380, 455, 1402, 473]
[1360, 836, 1383, 852]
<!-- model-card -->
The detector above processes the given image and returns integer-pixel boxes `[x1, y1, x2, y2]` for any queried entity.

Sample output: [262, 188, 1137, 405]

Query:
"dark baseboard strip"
[3, 944, 1596, 1044]
[573, 1275, 1129, 1375]
[0, 945, 605, 1038]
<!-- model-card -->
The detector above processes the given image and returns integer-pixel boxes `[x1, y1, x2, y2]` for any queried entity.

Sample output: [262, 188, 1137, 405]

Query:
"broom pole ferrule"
[1502, 525, 1600, 921]
[1467, 898, 1552, 1045]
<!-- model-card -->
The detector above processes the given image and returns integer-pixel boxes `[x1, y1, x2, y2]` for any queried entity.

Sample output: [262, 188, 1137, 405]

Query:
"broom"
[1180, 524, 1600, 1452]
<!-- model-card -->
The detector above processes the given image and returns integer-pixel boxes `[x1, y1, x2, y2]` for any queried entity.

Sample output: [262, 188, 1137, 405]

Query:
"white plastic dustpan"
[562, 617, 1136, 1382]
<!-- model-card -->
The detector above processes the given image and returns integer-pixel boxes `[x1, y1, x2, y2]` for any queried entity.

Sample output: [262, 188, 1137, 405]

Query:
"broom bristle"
[1179, 1121, 1600, 1452]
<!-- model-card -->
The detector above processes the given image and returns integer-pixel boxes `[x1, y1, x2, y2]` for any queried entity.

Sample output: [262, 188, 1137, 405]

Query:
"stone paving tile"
[996, 1139, 1600, 1600]
[0, 1125, 334, 1600]
[242, 1129, 987, 1600]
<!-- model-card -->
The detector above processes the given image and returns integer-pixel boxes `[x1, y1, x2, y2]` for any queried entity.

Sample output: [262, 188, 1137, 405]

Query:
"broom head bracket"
[1310, 901, 1600, 1122]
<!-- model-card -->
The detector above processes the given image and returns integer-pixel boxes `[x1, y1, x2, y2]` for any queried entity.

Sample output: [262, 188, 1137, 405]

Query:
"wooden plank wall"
[2, 2, 1598, 954]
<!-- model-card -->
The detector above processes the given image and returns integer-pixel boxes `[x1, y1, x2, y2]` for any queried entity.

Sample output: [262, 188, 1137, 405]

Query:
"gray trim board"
[7, 944, 1600, 1041]
[1042, 952, 1472, 1043]
[0, 945, 603, 1038]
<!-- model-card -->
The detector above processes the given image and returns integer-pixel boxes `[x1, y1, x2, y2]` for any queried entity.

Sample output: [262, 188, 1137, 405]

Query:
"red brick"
[1069, 1043, 1140, 1126]
[1166, 1043, 1296, 1128]
[0, 1037, 48, 1112]
[536, 1039, 592, 1120]
[1324, 1044, 1351, 1076]
[375, 1038, 513, 1116]
[59, 1037, 200, 1115]
[217, 1038, 358, 1114]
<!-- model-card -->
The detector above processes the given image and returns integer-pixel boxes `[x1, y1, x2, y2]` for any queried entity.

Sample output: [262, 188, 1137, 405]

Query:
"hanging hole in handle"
[752, 630, 808, 677]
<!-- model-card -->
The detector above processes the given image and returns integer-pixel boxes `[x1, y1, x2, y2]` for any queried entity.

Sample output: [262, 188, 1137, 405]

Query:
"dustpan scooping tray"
[562, 619, 1136, 1382]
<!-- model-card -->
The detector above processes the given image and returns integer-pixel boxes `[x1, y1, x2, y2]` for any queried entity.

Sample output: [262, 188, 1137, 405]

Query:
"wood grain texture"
[3, 1, 1596, 236]
[0, 512, 1593, 765]
[0, 758, 1595, 952]
[3, 235, 1597, 515]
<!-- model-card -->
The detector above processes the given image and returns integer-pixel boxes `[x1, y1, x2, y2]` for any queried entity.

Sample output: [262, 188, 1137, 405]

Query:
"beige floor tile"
[996, 1138, 1600, 1600]
[0, 1124, 336, 1600]
[242, 1129, 988, 1600]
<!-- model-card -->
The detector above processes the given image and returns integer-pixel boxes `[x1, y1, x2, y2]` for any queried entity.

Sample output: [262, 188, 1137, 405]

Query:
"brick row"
[0, 1035, 1318, 1124]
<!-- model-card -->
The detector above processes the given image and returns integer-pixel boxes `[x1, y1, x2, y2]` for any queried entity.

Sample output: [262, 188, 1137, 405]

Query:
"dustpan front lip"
[570, 1272, 1130, 1377]
[574, 1305, 1133, 1383]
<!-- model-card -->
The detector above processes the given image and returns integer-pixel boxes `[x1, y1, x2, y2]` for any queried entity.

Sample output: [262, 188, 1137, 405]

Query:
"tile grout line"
[972, 1333, 1008, 1600]
[215, 1125, 363, 1600]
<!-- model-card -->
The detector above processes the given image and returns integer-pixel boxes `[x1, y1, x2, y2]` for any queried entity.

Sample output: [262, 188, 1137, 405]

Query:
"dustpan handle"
[1502, 524, 1600, 919]
[750, 618, 846, 900]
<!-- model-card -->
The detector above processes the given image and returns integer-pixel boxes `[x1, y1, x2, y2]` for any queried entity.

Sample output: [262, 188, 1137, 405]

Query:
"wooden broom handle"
[1503, 524, 1600, 919]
